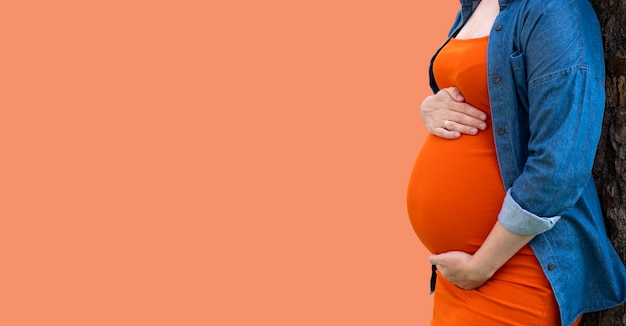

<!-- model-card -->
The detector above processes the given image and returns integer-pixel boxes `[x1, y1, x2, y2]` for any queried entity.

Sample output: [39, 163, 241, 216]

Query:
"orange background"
[2, 1, 458, 325]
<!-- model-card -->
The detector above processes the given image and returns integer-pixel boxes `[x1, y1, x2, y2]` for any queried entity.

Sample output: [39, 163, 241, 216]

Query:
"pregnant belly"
[406, 133, 505, 254]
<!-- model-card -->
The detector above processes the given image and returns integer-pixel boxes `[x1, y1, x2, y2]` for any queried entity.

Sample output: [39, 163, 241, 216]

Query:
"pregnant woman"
[406, 0, 626, 325]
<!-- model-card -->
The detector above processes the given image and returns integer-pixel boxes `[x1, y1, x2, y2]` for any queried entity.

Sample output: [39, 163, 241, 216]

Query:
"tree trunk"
[583, 0, 626, 325]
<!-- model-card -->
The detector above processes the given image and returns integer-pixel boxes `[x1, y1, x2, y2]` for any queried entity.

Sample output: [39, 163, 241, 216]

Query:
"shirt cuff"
[498, 189, 561, 235]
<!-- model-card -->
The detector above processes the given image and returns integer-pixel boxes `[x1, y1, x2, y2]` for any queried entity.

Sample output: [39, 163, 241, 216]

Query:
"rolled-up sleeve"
[498, 189, 561, 235]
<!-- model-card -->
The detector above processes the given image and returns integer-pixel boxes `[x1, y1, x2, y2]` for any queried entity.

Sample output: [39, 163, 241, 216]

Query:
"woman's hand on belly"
[429, 251, 493, 290]
[429, 222, 536, 290]
[420, 86, 487, 139]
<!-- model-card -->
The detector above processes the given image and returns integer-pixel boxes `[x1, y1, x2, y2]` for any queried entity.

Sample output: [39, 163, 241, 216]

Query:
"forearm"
[470, 221, 535, 278]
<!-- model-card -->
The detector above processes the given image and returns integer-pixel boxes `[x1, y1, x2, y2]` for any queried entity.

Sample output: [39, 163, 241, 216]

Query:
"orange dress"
[406, 37, 579, 325]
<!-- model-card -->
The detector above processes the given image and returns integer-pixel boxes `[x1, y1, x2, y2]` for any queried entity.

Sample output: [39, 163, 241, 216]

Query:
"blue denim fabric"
[428, 0, 626, 324]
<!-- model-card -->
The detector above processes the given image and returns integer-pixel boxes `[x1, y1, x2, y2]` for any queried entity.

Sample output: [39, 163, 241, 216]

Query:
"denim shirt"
[428, 0, 626, 324]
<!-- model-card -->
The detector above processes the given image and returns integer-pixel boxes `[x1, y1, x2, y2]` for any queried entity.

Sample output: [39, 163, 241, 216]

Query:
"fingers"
[452, 107, 487, 129]
[429, 252, 485, 290]
[428, 254, 438, 265]
[420, 88, 488, 137]
[428, 252, 454, 266]
[441, 86, 465, 102]
[443, 119, 485, 136]
[431, 127, 461, 140]
[440, 87, 486, 121]
[426, 116, 480, 139]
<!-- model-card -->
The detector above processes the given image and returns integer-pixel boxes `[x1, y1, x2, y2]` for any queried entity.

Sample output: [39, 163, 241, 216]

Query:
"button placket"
[489, 27, 504, 140]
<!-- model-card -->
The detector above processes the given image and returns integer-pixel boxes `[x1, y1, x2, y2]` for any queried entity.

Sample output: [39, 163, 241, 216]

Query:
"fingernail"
[479, 123, 487, 130]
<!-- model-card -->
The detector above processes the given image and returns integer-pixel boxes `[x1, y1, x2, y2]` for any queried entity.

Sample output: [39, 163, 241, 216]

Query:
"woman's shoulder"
[517, 0, 596, 18]
[510, 0, 604, 82]
[513, 0, 600, 38]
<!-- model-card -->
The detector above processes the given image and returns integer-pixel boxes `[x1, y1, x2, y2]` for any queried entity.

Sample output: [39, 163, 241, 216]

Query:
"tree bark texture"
[583, 0, 626, 325]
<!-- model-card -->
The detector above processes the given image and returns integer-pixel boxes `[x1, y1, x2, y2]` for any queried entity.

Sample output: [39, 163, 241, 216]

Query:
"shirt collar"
[459, 0, 515, 9]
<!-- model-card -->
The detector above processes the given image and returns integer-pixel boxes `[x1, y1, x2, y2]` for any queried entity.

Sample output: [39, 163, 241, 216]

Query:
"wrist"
[468, 255, 497, 282]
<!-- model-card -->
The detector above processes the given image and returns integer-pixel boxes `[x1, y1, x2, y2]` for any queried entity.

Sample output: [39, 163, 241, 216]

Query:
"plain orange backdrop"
[2, 1, 459, 325]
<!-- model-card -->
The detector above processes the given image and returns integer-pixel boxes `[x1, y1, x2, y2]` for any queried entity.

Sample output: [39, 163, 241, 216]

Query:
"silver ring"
[444, 120, 451, 130]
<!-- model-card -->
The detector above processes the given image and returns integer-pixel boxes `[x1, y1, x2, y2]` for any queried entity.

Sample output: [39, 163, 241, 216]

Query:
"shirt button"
[492, 75, 501, 83]
[494, 24, 502, 31]
[548, 263, 556, 271]
[497, 127, 505, 135]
